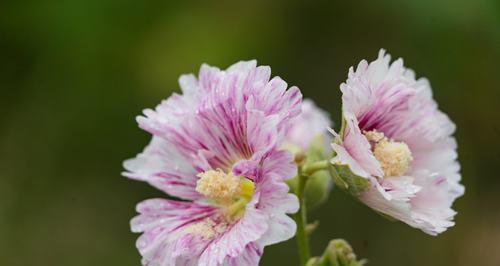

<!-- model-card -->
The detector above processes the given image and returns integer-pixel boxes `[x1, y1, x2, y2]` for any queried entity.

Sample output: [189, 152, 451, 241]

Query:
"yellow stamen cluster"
[364, 130, 385, 142]
[196, 169, 241, 201]
[364, 130, 413, 177]
[196, 169, 255, 221]
[189, 170, 257, 234]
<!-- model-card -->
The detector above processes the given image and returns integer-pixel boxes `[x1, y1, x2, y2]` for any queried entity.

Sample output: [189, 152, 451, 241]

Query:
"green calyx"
[329, 163, 370, 197]
[329, 114, 369, 197]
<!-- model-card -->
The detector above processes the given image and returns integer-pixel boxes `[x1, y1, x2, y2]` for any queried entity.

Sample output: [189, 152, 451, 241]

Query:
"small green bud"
[304, 169, 332, 210]
[306, 239, 367, 266]
[304, 135, 333, 210]
[285, 134, 333, 210]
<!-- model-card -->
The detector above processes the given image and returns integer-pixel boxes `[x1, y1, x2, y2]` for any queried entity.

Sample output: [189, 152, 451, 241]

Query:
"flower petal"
[123, 137, 201, 200]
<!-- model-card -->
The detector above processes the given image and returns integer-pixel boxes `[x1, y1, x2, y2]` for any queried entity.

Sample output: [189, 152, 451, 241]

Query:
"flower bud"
[306, 239, 366, 266]
[286, 135, 333, 210]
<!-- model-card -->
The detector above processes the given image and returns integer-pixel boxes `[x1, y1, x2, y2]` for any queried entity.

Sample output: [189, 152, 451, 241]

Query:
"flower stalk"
[294, 165, 311, 265]
[302, 160, 330, 176]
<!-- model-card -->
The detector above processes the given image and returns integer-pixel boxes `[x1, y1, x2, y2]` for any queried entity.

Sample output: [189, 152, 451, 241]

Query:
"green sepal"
[328, 114, 369, 197]
[329, 163, 370, 197]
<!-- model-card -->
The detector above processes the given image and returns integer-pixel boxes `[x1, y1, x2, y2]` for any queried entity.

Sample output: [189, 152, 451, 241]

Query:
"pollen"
[365, 130, 413, 177]
[196, 169, 241, 201]
[364, 130, 385, 142]
[184, 218, 227, 240]
[374, 139, 413, 177]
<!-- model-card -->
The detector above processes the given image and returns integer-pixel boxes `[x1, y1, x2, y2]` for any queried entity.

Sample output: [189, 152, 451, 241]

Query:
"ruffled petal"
[409, 170, 464, 235]
[331, 113, 383, 178]
[261, 150, 298, 181]
[359, 178, 414, 223]
[255, 174, 299, 246]
[233, 149, 297, 182]
[199, 200, 268, 266]
[123, 137, 201, 200]
[131, 199, 218, 265]
[222, 243, 263, 266]
[135, 60, 302, 171]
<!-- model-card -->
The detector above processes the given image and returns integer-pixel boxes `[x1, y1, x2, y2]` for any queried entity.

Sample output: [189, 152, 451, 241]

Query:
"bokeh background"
[1, 0, 500, 265]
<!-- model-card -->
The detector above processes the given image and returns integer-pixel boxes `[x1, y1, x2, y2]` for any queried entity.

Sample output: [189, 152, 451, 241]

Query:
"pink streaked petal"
[409, 170, 464, 235]
[277, 86, 303, 129]
[257, 213, 297, 247]
[331, 143, 370, 178]
[223, 243, 263, 266]
[178, 74, 199, 95]
[360, 178, 413, 223]
[380, 176, 421, 201]
[233, 149, 297, 184]
[246, 108, 280, 154]
[254, 174, 298, 246]
[199, 203, 268, 266]
[131, 199, 218, 265]
[198, 63, 224, 94]
[232, 156, 261, 182]
[131, 199, 216, 233]
[341, 113, 383, 177]
[256, 175, 299, 214]
[261, 150, 297, 181]
[135, 60, 302, 172]
[123, 137, 201, 200]
[226, 60, 260, 74]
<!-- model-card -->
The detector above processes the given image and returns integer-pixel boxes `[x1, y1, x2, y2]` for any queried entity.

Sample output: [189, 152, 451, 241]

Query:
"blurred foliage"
[1, 0, 499, 265]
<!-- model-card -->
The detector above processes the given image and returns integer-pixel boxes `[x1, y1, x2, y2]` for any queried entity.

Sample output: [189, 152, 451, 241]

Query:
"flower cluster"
[124, 51, 464, 265]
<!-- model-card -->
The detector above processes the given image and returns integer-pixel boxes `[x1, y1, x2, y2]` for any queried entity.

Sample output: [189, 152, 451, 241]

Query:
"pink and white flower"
[330, 50, 464, 235]
[123, 60, 302, 265]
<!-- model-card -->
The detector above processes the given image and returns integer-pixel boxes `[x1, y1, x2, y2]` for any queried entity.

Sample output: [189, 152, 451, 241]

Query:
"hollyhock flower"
[330, 50, 464, 235]
[123, 60, 302, 265]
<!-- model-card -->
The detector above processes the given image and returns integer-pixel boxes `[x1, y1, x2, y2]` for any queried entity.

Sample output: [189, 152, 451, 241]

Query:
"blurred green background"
[1, 0, 499, 265]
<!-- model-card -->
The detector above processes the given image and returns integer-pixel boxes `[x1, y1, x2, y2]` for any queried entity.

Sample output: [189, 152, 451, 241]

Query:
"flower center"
[196, 169, 241, 201]
[364, 130, 413, 177]
[196, 169, 255, 220]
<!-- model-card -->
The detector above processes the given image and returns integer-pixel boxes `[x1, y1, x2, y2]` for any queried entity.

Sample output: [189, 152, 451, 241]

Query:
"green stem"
[294, 166, 311, 265]
[302, 160, 329, 176]
[294, 114, 347, 265]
